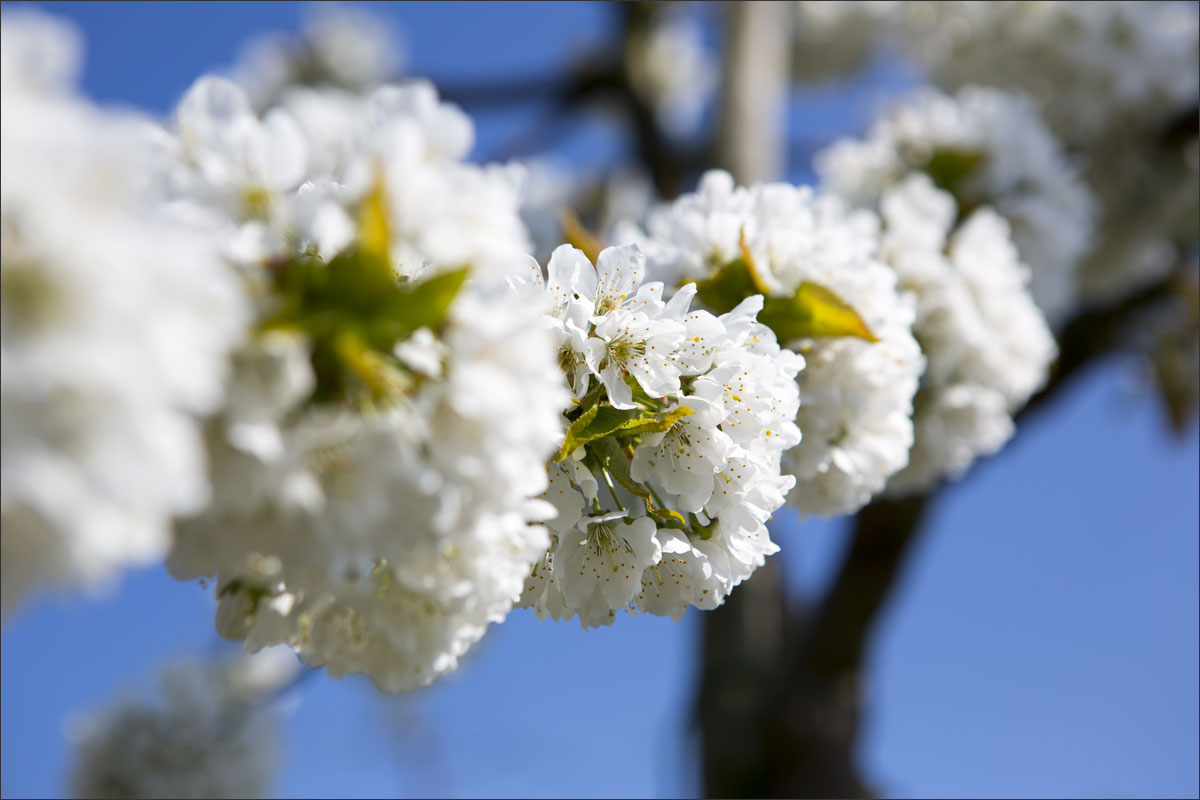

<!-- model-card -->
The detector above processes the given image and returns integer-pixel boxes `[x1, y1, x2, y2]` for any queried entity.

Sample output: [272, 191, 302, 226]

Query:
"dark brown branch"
[435, 73, 579, 110]
[1019, 274, 1186, 424]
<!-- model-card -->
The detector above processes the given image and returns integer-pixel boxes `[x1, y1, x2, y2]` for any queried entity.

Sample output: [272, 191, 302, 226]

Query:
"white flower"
[631, 396, 732, 512]
[230, 4, 405, 111]
[817, 85, 1096, 325]
[892, 2, 1198, 308]
[878, 175, 1057, 495]
[626, 8, 719, 138]
[554, 514, 661, 627]
[587, 309, 685, 409]
[634, 529, 714, 619]
[791, 1, 902, 82]
[172, 276, 568, 691]
[161, 78, 571, 690]
[898, 1, 1198, 148]
[1, 11, 248, 616]
[170, 76, 310, 221]
[517, 244, 802, 626]
[617, 170, 924, 517]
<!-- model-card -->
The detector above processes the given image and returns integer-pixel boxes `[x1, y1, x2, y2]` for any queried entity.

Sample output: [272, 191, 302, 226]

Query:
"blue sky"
[2, 3, 1197, 798]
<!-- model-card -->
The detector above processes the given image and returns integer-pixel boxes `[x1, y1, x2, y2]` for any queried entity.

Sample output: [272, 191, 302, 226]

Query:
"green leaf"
[758, 281, 878, 344]
[923, 148, 985, 199]
[323, 249, 399, 317]
[555, 405, 636, 462]
[619, 405, 694, 436]
[380, 267, 470, 338]
[554, 403, 695, 462]
[694, 258, 758, 314]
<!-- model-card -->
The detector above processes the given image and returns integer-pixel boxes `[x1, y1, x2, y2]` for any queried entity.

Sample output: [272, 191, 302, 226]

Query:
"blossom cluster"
[876, 175, 1057, 494]
[513, 244, 802, 625]
[793, 0, 1199, 312]
[156, 75, 569, 690]
[616, 171, 924, 516]
[817, 86, 1095, 325]
[0, 11, 248, 616]
[2, 3, 1190, 706]
[896, 1, 1198, 148]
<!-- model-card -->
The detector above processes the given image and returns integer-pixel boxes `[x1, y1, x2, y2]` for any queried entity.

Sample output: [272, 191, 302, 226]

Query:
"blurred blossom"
[230, 3, 406, 111]
[627, 7, 719, 139]
[817, 85, 1096, 326]
[898, 1, 1200, 308]
[900, 1, 1197, 147]
[792, 1, 901, 82]
[0, 9, 249, 617]
[68, 650, 295, 799]
[160, 76, 569, 691]
[876, 175, 1056, 495]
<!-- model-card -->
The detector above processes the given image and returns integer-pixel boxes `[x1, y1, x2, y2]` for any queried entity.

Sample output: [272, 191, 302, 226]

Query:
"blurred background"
[1, 2, 1197, 798]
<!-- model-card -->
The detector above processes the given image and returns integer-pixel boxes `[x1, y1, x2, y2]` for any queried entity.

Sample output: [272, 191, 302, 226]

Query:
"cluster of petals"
[158, 74, 569, 690]
[0, 11, 248, 616]
[898, 1, 1199, 149]
[817, 85, 1095, 326]
[616, 171, 924, 517]
[513, 244, 802, 626]
[876, 175, 1057, 495]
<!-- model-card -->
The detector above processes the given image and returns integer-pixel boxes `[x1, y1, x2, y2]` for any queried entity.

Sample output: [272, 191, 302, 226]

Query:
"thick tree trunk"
[697, 497, 930, 799]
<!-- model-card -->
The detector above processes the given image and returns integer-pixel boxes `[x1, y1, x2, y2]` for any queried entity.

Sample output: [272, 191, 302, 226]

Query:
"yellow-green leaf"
[555, 405, 636, 462]
[923, 148, 985, 199]
[694, 258, 760, 314]
[758, 281, 878, 343]
[560, 208, 604, 265]
[358, 166, 392, 268]
[619, 405, 694, 436]
[554, 403, 696, 462]
[381, 267, 470, 337]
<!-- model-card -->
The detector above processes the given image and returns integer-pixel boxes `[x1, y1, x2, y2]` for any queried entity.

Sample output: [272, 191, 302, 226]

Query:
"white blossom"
[626, 8, 719, 139]
[898, 1, 1198, 149]
[617, 170, 924, 517]
[895, 2, 1199, 308]
[0, 11, 248, 616]
[230, 4, 405, 112]
[878, 175, 1057, 495]
[791, 1, 901, 82]
[162, 77, 569, 691]
[517, 244, 802, 626]
[817, 85, 1096, 325]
